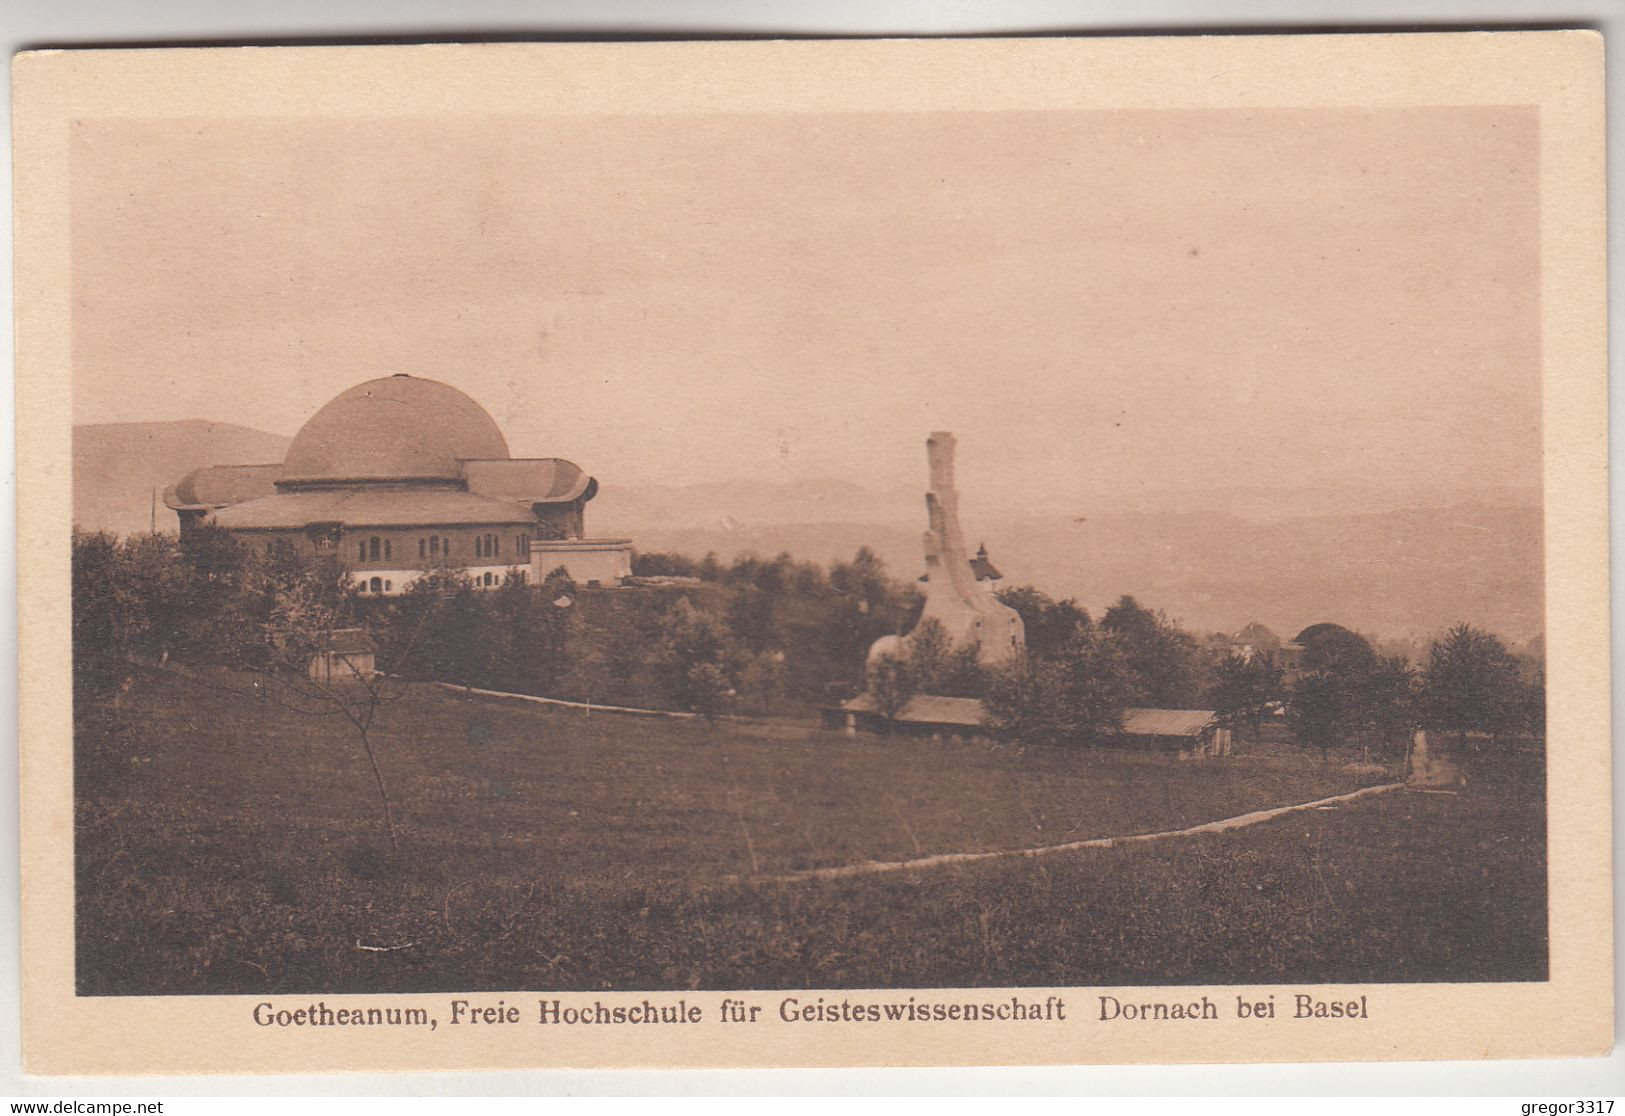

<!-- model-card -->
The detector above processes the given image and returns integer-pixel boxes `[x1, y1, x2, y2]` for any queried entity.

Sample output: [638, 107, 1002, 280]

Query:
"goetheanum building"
[164, 374, 633, 594]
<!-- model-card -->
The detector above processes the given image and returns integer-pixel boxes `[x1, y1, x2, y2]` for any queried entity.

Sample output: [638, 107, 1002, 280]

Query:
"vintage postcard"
[14, 33, 1609, 1075]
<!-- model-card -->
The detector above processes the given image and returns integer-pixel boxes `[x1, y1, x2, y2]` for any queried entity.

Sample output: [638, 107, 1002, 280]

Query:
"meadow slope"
[74, 668, 1546, 994]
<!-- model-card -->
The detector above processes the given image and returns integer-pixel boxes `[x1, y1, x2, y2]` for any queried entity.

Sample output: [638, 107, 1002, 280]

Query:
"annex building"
[164, 374, 632, 594]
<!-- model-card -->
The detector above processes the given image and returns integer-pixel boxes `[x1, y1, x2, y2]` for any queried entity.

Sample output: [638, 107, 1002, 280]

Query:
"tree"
[630, 550, 700, 578]
[1285, 670, 1358, 761]
[1206, 651, 1282, 742]
[1353, 654, 1417, 762]
[1058, 628, 1138, 740]
[995, 585, 1092, 660]
[72, 530, 138, 707]
[933, 642, 987, 699]
[681, 661, 739, 722]
[736, 649, 790, 714]
[983, 629, 1134, 747]
[866, 651, 917, 732]
[982, 653, 1073, 746]
[1420, 623, 1523, 751]
[905, 617, 952, 691]
[1101, 595, 1203, 707]
[652, 598, 747, 718]
[726, 584, 776, 653]
[1295, 622, 1377, 675]
[1519, 665, 1546, 740]
[117, 532, 196, 664]
[479, 568, 572, 695]
[251, 557, 419, 851]
[825, 548, 921, 677]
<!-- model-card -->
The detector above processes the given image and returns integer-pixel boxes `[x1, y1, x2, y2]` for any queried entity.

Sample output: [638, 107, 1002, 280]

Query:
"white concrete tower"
[870, 432, 1025, 670]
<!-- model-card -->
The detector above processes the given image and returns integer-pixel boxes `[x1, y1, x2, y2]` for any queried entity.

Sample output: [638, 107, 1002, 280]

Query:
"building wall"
[224, 524, 534, 564]
[352, 564, 528, 595]
[218, 523, 536, 596]
[343, 524, 540, 570]
[308, 649, 376, 682]
[190, 491, 605, 595]
[530, 538, 633, 588]
[534, 503, 585, 540]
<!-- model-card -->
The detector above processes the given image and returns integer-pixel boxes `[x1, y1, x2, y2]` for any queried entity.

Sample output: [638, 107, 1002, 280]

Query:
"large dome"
[279, 375, 511, 485]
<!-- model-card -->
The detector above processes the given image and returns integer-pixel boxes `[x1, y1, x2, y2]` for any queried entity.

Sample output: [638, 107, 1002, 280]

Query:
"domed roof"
[279, 375, 510, 485]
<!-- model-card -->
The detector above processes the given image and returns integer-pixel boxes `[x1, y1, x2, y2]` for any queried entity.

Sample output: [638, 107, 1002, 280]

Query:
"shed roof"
[1120, 707, 1218, 737]
[840, 693, 985, 727]
[839, 696, 1218, 737]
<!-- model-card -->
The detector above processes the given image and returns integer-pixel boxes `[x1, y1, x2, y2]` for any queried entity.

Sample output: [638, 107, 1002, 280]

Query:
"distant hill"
[73, 420, 1542, 643]
[602, 506, 1543, 646]
[73, 420, 290, 538]
[592, 478, 923, 531]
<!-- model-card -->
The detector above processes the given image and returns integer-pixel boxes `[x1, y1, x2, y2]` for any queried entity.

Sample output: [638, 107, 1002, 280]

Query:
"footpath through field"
[746, 782, 1406, 883]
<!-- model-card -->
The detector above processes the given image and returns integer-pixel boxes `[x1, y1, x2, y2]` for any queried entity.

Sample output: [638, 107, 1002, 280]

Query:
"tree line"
[874, 585, 1542, 760]
[75, 529, 1543, 761]
[72, 531, 924, 720]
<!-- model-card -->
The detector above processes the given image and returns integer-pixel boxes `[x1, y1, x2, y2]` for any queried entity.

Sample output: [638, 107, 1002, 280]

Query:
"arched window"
[483, 572, 494, 587]
[418, 538, 426, 559]
[358, 581, 367, 593]
[441, 536, 451, 556]
[367, 537, 381, 561]
[430, 536, 440, 556]
[384, 580, 392, 592]
[370, 576, 382, 593]
[358, 541, 366, 560]
[516, 532, 530, 555]
[383, 539, 392, 560]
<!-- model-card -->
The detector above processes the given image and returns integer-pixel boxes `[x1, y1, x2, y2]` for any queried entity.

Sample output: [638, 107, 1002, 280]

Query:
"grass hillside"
[76, 667, 1546, 995]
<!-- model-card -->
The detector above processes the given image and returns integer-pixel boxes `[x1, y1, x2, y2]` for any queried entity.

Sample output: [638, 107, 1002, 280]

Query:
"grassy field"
[75, 667, 1546, 995]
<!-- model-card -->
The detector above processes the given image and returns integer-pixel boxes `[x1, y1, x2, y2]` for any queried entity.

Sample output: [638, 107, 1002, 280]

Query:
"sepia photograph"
[15, 34, 1609, 1073]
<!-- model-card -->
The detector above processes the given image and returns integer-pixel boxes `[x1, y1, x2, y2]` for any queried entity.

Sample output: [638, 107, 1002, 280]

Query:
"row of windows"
[356, 571, 524, 594]
[274, 533, 536, 560]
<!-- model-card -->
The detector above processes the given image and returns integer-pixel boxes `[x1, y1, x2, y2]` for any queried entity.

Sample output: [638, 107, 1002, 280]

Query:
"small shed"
[830, 693, 988, 740]
[308, 628, 377, 683]
[827, 696, 1233, 758]
[1120, 707, 1229, 759]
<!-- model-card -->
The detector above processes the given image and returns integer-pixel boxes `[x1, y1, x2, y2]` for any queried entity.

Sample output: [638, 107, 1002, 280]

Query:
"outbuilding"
[829, 695, 1232, 759]
[1118, 707, 1230, 760]
[307, 628, 377, 683]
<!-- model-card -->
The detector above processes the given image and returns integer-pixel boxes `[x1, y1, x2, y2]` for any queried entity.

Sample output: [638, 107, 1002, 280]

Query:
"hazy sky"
[72, 107, 1539, 514]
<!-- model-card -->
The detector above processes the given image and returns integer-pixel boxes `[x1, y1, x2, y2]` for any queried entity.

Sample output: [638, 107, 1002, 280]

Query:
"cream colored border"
[14, 34, 1609, 1075]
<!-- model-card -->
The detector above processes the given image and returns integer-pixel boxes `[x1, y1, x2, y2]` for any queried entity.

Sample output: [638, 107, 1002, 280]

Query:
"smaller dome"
[279, 375, 511, 485]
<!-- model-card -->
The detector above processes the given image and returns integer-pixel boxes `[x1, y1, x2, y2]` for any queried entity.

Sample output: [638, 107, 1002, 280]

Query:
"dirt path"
[752, 781, 1406, 884]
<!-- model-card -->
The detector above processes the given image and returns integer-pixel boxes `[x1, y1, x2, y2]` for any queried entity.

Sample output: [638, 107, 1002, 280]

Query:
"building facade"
[165, 374, 632, 593]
